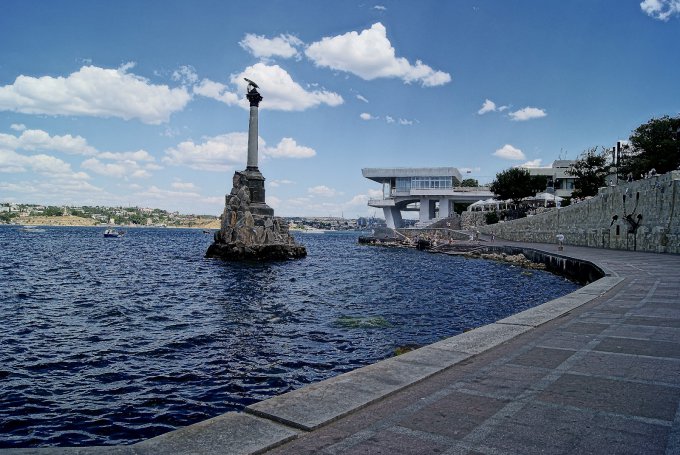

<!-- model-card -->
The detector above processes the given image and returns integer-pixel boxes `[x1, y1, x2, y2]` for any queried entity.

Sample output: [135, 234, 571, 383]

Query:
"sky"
[1, 0, 679, 217]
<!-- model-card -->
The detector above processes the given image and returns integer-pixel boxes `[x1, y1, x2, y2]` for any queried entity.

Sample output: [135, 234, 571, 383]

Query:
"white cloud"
[264, 137, 316, 158]
[398, 118, 413, 125]
[0, 64, 191, 124]
[195, 63, 343, 111]
[360, 112, 378, 120]
[640, 0, 680, 20]
[0, 179, 103, 199]
[193, 79, 240, 105]
[305, 23, 451, 87]
[239, 33, 303, 59]
[97, 149, 155, 162]
[171, 181, 197, 190]
[386, 116, 395, 123]
[10, 123, 26, 131]
[493, 144, 526, 160]
[498, 105, 509, 112]
[0, 148, 90, 180]
[163, 132, 248, 172]
[81, 157, 146, 178]
[0, 129, 97, 155]
[508, 107, 547, 121]
[269, 179, 294, 188]
[356, 94, 369, 103]
[373, 5, 387, 11]
[519, 159, 543, 168]
[308, 185, 341, 197]
[162, 132, 314, 171]
[236, 63, 343, 110]
[171, 65, 199, 85]
[478, 99, 496, 115]
[135, 185, 202, 201]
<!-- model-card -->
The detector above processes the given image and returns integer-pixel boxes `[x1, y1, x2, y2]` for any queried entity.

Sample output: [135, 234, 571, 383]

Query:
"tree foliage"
[490, 168, 547, 204]
[460, 178, 479, 187]
[620, 115, 680, 178]
[566, 147, 611, 198]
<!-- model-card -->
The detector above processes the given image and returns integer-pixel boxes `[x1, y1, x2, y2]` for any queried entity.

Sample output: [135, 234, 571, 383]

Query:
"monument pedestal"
[205, 171, 306, 261]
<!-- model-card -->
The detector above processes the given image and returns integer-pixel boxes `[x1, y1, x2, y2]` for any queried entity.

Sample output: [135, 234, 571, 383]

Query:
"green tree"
[566, 147, 611, 198]
[460, 178, 479, 187]
[484, 211, 499, 225]
[490, 168, 547, 204]
[620, 115, 680, 177]
[0, 212, 18, 223]
[42, 206, 63, 216]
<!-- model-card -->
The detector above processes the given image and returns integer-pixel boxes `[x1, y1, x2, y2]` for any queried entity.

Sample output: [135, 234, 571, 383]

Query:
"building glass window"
[411, 176, 452, 190]
[396, 178, 411, 192]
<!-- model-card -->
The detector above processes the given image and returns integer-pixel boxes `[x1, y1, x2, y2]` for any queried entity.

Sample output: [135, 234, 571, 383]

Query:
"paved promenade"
[5, 242, 679, 454]
[260, 242, 680, 455]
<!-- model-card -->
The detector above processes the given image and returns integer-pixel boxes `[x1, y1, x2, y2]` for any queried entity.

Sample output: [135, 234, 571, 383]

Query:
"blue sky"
[1, 1, 678, 217]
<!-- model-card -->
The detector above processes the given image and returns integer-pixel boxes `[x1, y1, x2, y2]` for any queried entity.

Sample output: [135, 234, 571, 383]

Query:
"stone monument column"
[205, 79, 306, 261]
[242, 80, 272, 215]
[246, 85, 262, 171]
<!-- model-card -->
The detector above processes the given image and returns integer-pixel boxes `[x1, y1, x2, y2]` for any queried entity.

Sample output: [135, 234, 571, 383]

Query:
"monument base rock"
[206, 171, 306, 261]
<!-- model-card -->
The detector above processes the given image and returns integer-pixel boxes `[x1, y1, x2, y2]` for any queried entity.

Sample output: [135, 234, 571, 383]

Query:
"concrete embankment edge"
[2, 247, 624, 455]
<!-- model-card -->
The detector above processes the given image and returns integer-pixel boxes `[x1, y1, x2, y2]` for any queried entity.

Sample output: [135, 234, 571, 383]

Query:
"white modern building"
[525, 160, 577, 198]
[362, 167, 494, 229]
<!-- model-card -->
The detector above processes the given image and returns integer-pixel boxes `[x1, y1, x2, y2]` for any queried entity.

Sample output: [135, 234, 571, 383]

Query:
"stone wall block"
[244, 211, 255, 227]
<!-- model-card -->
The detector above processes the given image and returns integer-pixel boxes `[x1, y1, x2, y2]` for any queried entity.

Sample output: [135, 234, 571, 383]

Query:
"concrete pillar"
[383, 207, 403, 229]
[419, 199, 435, 223]
[439, 199, 451, 218]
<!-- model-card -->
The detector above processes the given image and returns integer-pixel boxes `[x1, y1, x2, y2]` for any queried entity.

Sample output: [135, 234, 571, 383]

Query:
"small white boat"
[298, 227, 325, 234]
[20, 226, 46, 233]
[103, 229, 124, 238]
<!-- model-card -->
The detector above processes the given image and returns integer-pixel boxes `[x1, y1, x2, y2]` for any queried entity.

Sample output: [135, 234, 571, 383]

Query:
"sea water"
[0, 226, 579, 447]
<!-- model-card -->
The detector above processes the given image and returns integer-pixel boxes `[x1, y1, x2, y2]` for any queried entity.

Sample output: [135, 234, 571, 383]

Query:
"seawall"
[476, 245, 605, 284]
[480, 171, 680, 254]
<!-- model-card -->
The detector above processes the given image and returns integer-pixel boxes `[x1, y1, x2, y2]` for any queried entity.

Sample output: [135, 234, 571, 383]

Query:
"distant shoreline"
[5, 215, 220, 230]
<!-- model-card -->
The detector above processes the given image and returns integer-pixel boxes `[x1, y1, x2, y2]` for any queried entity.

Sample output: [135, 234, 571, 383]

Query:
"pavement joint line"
[561, 369, 680, 389]
[318, 428, 382, 455]
[388, 425, 459, 447]
[531, 398, 675, 428]
[588, 350, 680, 363]
[319, 388, 457, 454]
[388, 426, 467, 455]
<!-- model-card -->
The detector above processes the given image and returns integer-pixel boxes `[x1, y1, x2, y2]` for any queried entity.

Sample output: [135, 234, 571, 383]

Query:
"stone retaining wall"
[480, 171, 680, 254]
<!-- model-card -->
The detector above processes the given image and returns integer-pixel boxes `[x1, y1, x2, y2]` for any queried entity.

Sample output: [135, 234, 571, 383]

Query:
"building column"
[419, 199, 435, 223]
[439, 199, 451, 218]
[383, 207, 403, 229]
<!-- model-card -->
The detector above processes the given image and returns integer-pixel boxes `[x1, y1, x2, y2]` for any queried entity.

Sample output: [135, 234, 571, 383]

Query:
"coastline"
[5, 215, 221, 230]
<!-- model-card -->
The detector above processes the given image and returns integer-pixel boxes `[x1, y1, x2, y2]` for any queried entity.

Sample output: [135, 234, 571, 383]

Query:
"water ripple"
[0, 225, 579, 448]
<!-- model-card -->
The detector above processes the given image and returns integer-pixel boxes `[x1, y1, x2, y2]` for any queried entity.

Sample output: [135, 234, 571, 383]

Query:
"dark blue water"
[0, 226, 579, 448]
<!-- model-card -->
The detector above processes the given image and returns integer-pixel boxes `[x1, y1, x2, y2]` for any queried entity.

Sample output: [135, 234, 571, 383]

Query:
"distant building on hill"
[525, 160, 577, 198]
